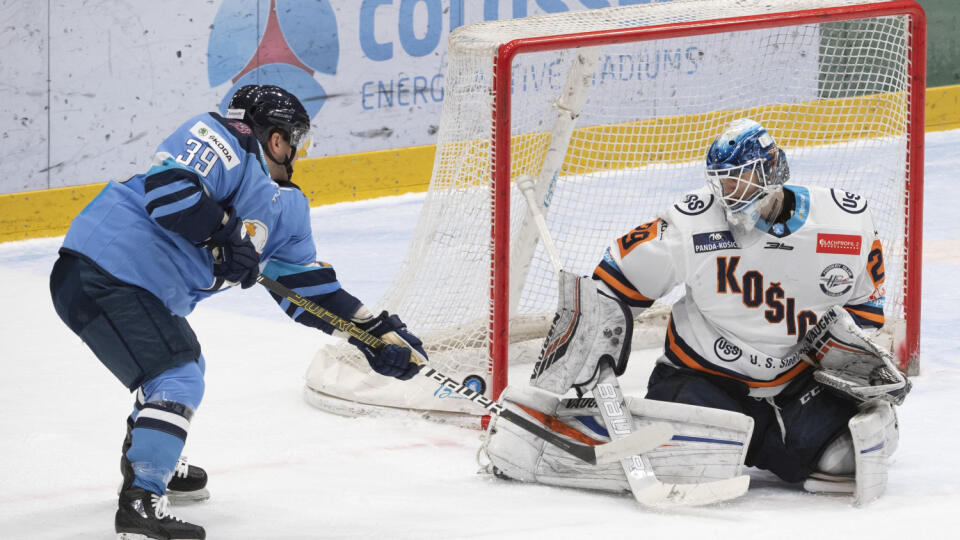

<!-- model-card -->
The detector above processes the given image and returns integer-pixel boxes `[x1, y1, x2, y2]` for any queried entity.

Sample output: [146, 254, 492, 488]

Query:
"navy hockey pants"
[646, 363, 858, 483]
[50, 252, 205, 494]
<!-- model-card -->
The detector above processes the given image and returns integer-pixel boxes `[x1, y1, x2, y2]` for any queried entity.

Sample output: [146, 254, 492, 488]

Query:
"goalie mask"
[705, 118, 790, 235]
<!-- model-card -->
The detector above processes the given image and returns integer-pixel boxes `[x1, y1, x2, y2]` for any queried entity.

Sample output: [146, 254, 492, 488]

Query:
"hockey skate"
[115, 485, 205, 540]
[121, 420, 210, 503]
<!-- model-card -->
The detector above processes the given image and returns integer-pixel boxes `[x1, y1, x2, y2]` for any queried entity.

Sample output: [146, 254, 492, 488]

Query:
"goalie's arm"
[592, 218, 679, 315]
[841, 236, 887, 330]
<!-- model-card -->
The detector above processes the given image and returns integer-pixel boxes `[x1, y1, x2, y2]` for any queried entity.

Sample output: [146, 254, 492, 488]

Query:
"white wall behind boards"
[1, 0, 691, 195]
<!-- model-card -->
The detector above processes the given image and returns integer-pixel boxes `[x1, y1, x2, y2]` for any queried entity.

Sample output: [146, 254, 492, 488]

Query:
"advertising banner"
[3, 0, 818, 195]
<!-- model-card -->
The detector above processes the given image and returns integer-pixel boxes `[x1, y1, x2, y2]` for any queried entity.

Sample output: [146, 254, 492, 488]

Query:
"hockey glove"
[202, 207, 260, 289]
[351, 311, 426, 381]
[797, 306, 910, 405]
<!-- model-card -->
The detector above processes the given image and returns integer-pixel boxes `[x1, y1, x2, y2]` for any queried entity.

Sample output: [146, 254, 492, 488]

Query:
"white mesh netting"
[306, 0, 920, 419]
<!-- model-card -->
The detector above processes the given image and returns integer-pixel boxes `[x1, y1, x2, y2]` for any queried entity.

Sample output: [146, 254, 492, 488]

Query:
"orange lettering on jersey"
[867, 238, 885, 289]
[618, 219, 660, 258]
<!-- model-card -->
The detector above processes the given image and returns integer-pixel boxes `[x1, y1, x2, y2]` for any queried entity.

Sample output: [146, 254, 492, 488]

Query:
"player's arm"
[142, 120, 263, 287]
[261, 259, 424, 380]
[842, 235, 886, 330]
[591, 218, 678, 315]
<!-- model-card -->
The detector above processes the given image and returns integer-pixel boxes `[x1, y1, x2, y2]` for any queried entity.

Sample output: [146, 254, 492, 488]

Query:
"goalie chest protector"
[603, 185, 884, 397]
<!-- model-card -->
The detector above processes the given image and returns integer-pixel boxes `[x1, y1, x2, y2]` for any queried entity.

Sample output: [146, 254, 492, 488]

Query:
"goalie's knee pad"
[804, 401, 899, 504]
[816, 432, 855, 476]
[480, 385, 754, 493]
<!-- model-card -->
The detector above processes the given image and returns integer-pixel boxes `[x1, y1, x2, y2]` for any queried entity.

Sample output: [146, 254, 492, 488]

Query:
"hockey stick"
[256, 273, 671, 465]
[516, 178, 750, 506]
[594, 365, 750, 507]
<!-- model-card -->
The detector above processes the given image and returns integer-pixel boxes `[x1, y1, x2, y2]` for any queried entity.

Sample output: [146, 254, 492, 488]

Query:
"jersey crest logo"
[819, 263, 854, 297]
[674, 194, 713, 215]
[242, 219, 269, 253]
[713, 338, 742, 362]
[228, 120, 252, 135]
[830, 189, 868, 214]
[816, 233, 861, 255]
[693, 231, 740, 253]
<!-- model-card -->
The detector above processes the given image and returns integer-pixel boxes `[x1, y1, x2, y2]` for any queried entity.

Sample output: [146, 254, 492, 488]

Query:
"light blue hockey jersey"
[62, 113, 319, 317]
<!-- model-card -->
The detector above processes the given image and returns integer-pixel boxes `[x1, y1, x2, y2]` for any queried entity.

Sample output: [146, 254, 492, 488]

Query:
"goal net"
[305, 0, 925, 422]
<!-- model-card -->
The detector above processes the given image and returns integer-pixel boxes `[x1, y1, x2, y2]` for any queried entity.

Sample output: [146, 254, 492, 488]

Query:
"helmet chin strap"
[263, 141, 297, 181]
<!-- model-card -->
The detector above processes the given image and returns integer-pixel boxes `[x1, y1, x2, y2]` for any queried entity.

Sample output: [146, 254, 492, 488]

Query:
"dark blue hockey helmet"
[227, 84, 261, 113]
[248, 85, 312, 150]
[229, 85, 312, 180]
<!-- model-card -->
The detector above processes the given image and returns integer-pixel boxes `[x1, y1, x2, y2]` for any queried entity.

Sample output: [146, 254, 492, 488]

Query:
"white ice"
[2, 130, 959, 539]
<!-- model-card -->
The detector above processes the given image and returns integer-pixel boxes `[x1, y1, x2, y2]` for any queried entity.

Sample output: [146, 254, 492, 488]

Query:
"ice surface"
[1, 131, 958, 539]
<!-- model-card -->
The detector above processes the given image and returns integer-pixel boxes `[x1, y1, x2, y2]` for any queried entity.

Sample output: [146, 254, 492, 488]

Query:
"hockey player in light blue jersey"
[49, 86, 425, 539]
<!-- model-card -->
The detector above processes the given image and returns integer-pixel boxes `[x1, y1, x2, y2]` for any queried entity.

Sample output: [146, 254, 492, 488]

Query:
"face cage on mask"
[705, 158, 776, 213]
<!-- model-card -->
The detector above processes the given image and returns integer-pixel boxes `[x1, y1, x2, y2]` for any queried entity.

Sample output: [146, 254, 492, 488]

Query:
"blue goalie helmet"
[704, 118, 790, 231]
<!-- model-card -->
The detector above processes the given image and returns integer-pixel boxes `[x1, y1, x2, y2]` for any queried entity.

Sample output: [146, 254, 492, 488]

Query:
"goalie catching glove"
[797, 306, 910, 405]
[350, 309, 426, 381]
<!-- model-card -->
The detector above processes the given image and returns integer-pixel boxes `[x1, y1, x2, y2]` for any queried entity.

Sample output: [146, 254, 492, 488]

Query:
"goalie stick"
[517, 176, 750, 506]
[593, 364, 750, 507]
[256, 273, 671, 465]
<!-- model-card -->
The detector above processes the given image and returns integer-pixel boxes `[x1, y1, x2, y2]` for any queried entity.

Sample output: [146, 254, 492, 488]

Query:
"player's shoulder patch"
[674, 192, 714, 216]
[210, 112, 262, 158]
[692, 230, 740, 253]
[830, 188, 868, 214]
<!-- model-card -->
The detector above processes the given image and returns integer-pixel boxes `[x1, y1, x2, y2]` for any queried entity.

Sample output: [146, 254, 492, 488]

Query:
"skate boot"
[115, 485, 205, 540]
[122, 419, 210, 502]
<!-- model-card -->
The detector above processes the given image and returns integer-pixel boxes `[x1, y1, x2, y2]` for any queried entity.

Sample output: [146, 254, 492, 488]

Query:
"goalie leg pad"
[850, 401, 899, 506]
[481, 385, 753, 492]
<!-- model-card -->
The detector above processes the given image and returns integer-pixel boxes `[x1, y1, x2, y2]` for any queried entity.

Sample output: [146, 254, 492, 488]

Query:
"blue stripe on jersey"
[844, 301, 885, 329]
[143, 158, 224, 243]
[149, 191, 203, 219]
[262, 259, 323, 280]
[143, 177, 198, 203]
[291, 282, 342, 298]
[262, 259, 363, 334]
[664, 318, 768, 384]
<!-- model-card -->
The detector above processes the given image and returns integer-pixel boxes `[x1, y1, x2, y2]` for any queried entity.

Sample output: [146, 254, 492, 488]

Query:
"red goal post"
[489, 0, 926, 400]
[306, 0, 926, 424]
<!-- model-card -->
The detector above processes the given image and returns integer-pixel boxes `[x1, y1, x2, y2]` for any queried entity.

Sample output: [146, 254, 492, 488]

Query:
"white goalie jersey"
[594, 185, 886, 397]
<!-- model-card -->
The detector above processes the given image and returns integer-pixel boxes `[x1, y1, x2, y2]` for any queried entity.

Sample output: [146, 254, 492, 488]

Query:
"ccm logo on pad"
[817, 234, 861, 255]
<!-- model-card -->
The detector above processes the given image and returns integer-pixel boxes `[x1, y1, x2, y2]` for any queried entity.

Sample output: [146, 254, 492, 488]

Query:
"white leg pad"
[850, 401, 899, 506]
[481, 385, 753, 493]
